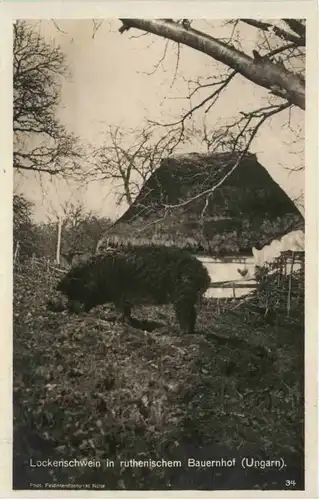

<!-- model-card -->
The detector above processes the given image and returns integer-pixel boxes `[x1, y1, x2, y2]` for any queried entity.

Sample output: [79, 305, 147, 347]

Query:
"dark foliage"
[13, 216, 113, 264]
[56, 246, 211, 334]
[60, 216, 112, 265]
[13, 194, 38, 258]
[253, 255, 304, 325]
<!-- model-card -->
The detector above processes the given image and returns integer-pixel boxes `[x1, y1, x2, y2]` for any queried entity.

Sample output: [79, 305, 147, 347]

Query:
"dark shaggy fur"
[56, 246, 211, 334]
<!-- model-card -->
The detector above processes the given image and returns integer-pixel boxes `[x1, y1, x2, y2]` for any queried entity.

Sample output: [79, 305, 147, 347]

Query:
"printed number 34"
[285, 480, 296, 487]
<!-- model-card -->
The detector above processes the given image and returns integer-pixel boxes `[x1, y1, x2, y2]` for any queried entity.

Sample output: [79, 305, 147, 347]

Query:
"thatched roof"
[99, 152, 304, 256]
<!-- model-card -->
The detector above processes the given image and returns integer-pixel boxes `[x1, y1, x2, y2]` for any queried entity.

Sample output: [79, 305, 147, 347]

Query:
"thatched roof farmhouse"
[98, 151, 304, 257]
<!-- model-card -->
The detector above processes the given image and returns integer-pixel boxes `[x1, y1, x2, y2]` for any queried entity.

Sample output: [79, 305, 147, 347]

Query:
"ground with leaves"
[13, 261, 304, 490]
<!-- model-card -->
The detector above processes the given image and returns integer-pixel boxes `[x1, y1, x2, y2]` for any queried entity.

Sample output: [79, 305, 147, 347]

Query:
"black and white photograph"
[1, 3, 317, 495]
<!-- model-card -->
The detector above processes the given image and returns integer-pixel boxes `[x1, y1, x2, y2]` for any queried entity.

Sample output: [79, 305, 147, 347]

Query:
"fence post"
[278, 255, 282, 286]
[14, 241, 20, 265]
[56, 216, 62, 265]
[286, 252, 295, 317]
[298, 255, 305, 305]
[284, 257, 287, 278]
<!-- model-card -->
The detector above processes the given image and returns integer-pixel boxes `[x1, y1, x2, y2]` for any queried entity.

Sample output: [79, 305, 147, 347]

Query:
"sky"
[15, 19, 305, 223]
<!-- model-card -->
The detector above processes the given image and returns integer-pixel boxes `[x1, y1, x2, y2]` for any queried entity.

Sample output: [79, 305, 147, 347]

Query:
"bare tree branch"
[14, 21, 82, 177]
[91, 124, 187, 205]
[161, 102, 291, 211]
[169, 42, 181, 88]
[240, 19, 305, 46]
[119, 19, 305, 109]
[51, 20, 68, 35]
[263, 42, 299, 60]
[283, 19, 306, 39]
[150, 70, 237, 128]
[141, 39, 170, 76]
[92, 19, 103, 39]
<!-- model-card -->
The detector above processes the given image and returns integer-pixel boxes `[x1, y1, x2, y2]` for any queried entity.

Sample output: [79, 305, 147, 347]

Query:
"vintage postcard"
[0, 0, 318, 497]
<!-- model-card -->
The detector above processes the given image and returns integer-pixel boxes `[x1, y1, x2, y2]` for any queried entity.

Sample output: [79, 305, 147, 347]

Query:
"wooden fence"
[206, 278, 257, 299]
[14, 255, 67, 274]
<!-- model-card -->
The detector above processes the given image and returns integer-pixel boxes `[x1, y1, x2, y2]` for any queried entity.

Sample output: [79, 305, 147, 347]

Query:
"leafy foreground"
[13, 262, 304, 490]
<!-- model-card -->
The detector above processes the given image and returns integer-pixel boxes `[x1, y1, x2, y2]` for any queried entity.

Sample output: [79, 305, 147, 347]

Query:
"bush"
[254, 254, 304, 320]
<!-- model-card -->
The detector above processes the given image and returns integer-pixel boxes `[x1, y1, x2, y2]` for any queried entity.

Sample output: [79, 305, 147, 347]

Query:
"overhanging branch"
[119, 19, 305, 110]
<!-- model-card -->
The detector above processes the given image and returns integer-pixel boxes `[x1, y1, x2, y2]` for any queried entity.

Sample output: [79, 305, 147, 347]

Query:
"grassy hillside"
[13, 261, 304, 490]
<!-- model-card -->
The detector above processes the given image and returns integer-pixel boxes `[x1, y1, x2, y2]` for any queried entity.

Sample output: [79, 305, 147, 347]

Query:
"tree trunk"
[123, 178, 133, 205]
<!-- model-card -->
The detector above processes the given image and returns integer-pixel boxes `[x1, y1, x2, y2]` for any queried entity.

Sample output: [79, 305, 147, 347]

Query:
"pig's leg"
[83, 301, 94, 313]
[114, 299, 132, 324]
[174, 299, 197, 334]
[67, 300, 84, 314]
